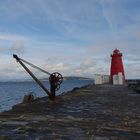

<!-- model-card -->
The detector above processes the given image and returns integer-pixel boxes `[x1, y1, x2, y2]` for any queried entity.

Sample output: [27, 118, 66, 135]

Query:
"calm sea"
[0, 79, 94, 112]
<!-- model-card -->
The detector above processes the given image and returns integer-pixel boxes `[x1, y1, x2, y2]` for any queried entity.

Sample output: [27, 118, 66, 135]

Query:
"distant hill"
[63, 76, 93, 80]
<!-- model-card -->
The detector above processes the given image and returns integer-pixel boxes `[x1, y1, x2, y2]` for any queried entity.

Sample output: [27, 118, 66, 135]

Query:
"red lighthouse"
[110, 49, 125, 83]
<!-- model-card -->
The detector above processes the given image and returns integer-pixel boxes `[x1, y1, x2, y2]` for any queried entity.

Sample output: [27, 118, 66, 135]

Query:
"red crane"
[13, 54, 63, 100]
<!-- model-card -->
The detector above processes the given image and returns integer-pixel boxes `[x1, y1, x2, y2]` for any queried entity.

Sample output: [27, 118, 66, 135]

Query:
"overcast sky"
[0, 0, 140, 80]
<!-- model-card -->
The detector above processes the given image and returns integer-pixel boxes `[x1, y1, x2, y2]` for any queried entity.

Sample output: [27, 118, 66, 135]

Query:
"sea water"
[0, 79, 94, 112]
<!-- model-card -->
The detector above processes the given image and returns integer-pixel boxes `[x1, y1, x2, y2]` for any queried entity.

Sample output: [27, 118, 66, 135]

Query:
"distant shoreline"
[0, 76, 94, 83]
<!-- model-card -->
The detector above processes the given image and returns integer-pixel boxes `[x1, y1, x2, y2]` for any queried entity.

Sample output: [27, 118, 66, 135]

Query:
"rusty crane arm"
[13, 54, 63, 100]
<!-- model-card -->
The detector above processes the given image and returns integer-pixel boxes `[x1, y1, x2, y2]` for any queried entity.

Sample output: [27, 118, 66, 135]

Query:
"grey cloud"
[0, 47, 7, 52]
[0, 42, 25, 54]
[34, 57, 97, 77]
[0, 62, 28, 80]
[10, 42, 25, 54]
[125, 63, 140, 79]
[71, 58, 98, 77]
[42, 56, 111, 78]
[78, 59, 96, 71]
[104, 56, 111, 63]
[125, 54, 140, 62]
[90, 36, 140, 58]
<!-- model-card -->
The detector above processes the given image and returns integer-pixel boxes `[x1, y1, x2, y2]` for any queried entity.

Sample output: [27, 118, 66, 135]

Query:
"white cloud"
[99, 0, 115, 29]
[0, 33, 26, 42]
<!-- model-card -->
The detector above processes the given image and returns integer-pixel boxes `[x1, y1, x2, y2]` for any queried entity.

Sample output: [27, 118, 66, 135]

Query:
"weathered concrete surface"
[0, 84, 140, 140]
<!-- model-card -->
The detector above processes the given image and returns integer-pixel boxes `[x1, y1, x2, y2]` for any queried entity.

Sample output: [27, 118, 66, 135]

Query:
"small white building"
[95, 74, 110, 85]
[113, 72, 124, 85]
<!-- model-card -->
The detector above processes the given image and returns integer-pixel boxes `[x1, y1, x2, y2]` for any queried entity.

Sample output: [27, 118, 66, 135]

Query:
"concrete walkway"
[0, 84, 140, 140]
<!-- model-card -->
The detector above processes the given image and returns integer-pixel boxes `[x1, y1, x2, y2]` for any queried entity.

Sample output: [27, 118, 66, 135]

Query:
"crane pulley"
[13, 54, 63, 100]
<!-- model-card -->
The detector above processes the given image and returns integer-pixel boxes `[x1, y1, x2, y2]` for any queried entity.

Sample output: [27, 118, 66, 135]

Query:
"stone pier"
[0, 84, 140, 140]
